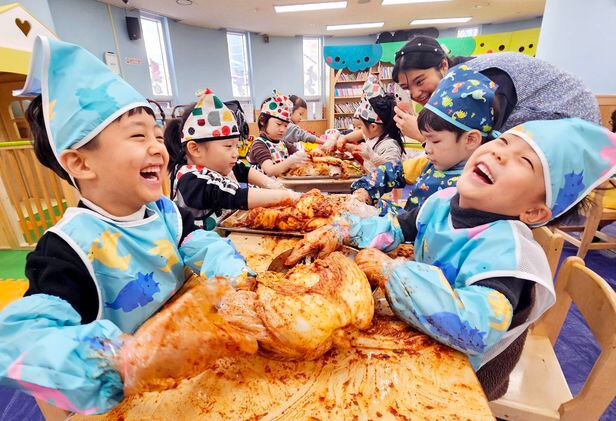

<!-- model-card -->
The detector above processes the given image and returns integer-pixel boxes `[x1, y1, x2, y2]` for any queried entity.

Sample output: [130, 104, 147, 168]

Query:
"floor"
[0, 226, 615, 420]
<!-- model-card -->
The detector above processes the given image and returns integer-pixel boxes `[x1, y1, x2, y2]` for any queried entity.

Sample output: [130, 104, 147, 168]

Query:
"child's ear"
[186, 140, 201, 157]
[59, 150, 96, 180]
[519, 204, 552, 226]
[463, 130, 483, 150]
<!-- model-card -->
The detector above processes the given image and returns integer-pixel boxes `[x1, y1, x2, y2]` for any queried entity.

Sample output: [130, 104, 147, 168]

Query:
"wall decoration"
[325, 28, 541, 71]
[0, 3, 57, 75]
[323, 44, 383, 72]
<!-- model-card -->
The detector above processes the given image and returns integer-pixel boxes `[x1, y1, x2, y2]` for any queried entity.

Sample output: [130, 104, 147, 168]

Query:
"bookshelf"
[327, 61, 395, 130]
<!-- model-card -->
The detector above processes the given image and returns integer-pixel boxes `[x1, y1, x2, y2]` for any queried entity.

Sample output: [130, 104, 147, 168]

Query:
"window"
[141, 17, 173, 97]
[457, 26, 479, 38]
[227, 32, 251, 98]
[303, 37, 322, 97]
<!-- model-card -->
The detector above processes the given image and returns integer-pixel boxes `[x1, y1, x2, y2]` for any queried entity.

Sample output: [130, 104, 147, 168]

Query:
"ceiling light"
[383, 0, 450, 5]
[410, 17, 472, 25]
[327, 22, 385, 30]
[176, 0, 192, 4]
[274, 1, 347, 13]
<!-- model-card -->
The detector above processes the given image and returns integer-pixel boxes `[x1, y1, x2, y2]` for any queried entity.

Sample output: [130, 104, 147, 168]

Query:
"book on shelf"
[380, 65, 393, 79]
[334, 101, 361, 114]
[334, 87, 363, 97]
[334, 116, 354, 129]
[337, 70, 369, 82]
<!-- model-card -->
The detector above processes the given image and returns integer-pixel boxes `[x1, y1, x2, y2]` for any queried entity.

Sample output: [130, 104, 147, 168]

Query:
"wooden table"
[77, 234, 493, 420]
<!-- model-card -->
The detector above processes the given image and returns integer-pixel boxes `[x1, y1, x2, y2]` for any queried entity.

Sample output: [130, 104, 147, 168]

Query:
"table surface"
[77, 234, 492, 421]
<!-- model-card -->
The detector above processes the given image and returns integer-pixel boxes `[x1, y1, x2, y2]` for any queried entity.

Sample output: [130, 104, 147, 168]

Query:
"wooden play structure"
[0, 3, 79, 250]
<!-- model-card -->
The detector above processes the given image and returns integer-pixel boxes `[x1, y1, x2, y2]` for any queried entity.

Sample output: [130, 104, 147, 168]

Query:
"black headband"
[395, 42, 445, 61]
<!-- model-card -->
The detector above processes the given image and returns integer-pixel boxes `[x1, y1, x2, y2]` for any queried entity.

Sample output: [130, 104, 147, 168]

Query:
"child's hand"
[353, 188, 372, 204]
[287, 150, 310, 168]
[336, 135, 348, 152]
[355, 248, 394, 289]
[285, 223, 347, 266]
[262, 177, 285, 190]
[320, 138, 336, 153]
[354, 143, 377, 162]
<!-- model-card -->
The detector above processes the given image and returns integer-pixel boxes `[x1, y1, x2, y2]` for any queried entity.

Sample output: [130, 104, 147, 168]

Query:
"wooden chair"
[532, 227, 564, 277]
[36, 398, 71, 421]
[490, 257, 616, 420]
[554, 180, 616, 259]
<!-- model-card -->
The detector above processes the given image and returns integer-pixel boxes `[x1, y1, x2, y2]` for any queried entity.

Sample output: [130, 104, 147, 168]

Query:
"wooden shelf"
[336, 79, 367, 84]
[334, 112, 355, 115]
[334, 95, 362, 100]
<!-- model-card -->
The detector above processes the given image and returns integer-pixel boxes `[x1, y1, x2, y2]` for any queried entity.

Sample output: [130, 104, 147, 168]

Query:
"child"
[352, 65, 500, 215]
[287, 117, 616, 400]
[248, 90, 310, 176]
[0, 37, 253, 414]
[281, 94, 320, 149]
[352, 75, 405, 171]
[164, 88, 298, 230]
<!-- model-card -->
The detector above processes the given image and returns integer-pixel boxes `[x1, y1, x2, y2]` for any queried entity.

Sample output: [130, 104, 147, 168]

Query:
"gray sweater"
[465, 52, 600, 130]
[282, 123, 319, 150]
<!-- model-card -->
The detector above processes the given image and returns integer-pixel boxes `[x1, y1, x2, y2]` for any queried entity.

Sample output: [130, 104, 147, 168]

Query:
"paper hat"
[424, 64, 499, 138]
[260, 89, 293, 123]
[181, 88, 239, 143]
[507, 118, 616, 223]
[354, 75, 385, 123]
[14, 36, 149, 167]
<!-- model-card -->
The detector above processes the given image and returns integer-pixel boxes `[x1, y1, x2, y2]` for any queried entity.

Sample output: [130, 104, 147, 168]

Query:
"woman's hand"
[393, 106, 423, 140]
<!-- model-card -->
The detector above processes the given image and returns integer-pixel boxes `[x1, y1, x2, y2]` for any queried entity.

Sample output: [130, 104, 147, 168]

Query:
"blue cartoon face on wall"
[324, 44, 383, 72]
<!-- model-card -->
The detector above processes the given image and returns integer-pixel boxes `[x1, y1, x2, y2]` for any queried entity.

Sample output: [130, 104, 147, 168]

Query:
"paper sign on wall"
[103, 51, 120, 75]
[125, 57, 141, 65]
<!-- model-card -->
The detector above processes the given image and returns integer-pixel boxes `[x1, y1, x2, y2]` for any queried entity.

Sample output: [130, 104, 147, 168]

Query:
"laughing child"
[287, 118, 616, 400]
[0, 37, 253, 414]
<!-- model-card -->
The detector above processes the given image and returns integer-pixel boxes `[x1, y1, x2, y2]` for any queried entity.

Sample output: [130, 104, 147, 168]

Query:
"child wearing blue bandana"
[0, 36, 254, 414]
[352, 64, 501, 215]
[287, 118, 616, 400]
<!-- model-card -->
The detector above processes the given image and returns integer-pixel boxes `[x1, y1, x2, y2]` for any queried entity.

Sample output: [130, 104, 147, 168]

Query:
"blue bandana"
[507, 118, 616, 222]
[14, 36, 149, 168]
[425, 64, 499, 138]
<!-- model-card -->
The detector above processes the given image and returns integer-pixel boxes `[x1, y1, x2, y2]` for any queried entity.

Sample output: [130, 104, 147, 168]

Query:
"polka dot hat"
[353, 75, 385, 123]
[181, 88, 239, 143]
[260, 89, 293, 123]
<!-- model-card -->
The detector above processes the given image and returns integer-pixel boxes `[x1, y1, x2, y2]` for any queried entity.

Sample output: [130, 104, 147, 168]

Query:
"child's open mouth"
[140, 165, 161, 183]
[473, 163, 494, 184]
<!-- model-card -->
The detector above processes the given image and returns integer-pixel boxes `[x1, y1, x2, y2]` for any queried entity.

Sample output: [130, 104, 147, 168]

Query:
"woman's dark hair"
[361, 94, 404, 153]
[163, 103, 196, 183]
[610, 109, 616, 133]
[392, 35, 469, 83]
[27, 95, 154, 186]
[289, 94, 307, 110]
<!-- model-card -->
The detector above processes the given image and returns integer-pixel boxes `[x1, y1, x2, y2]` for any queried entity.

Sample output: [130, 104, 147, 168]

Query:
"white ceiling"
[100, 0, 545, 37]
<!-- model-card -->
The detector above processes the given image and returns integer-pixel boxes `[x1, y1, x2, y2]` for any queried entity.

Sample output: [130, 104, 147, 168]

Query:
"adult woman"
[393, 35, 600, 140]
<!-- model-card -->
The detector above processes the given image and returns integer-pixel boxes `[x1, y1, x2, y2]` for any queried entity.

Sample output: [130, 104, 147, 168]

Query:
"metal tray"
[217, 210, 304, 237]
[280, 175, 362, 180]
